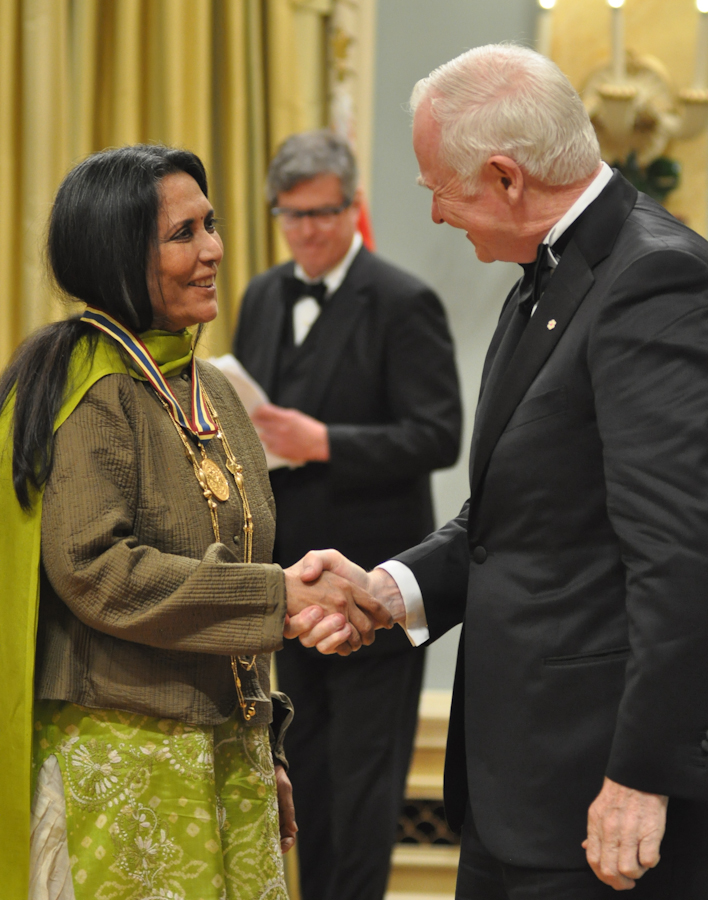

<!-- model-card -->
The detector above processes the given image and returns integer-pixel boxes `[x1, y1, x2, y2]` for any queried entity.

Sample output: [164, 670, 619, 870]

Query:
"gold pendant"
[201, 458, 230, 502]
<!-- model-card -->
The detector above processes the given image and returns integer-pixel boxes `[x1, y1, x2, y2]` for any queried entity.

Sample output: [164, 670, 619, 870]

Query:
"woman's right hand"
[283, 559, 393, 654]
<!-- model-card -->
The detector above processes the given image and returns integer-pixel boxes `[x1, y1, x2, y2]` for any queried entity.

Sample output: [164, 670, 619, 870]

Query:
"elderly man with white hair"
[234, 129, 461, 900]
[304, 43, 708, 898]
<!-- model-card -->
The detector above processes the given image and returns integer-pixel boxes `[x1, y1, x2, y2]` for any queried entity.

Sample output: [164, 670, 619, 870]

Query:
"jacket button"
[181, 372, 190, 381]
[472, 546, 487, 564]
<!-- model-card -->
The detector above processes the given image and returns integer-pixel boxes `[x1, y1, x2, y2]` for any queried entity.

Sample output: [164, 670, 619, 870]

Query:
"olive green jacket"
[36, 362, 287, 728]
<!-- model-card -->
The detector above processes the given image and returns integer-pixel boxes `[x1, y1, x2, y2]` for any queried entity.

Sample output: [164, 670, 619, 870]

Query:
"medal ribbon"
[80, 307, 217, 440]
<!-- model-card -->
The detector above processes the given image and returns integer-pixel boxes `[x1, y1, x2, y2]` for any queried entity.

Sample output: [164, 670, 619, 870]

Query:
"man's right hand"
[283, 560, 393, 655]
[298, 549, 408, 628]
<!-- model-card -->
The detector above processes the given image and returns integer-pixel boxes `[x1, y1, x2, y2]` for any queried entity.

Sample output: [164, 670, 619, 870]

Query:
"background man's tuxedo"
[397, 172, 708, 878]
[235, 244, 461, 900]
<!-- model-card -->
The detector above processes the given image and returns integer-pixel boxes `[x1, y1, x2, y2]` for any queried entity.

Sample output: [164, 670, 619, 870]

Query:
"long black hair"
[0, 144, 209, 509]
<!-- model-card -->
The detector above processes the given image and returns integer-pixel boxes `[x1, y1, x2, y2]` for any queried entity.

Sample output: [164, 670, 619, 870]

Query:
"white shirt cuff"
[377, 560, 430, 647]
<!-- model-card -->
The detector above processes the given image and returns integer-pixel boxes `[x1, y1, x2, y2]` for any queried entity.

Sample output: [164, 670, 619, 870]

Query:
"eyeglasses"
[270, 200, 353, 231]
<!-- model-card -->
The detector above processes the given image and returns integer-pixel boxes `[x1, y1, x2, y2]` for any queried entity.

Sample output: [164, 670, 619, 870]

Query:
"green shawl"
[0, 328, 192, 897]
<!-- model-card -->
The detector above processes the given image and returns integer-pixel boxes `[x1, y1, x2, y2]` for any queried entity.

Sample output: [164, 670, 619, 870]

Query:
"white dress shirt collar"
[530, 164, 612, 313]
[294, 230, 363, 297]
[543, 162, 613, 255]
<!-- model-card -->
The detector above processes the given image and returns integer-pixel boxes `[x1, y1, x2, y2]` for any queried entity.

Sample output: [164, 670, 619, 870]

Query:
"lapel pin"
[547, 319, 557, 330]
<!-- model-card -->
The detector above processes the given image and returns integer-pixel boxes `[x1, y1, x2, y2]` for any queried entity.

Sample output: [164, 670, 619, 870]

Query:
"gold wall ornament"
[582, 51, 708, 168]
[331, 26, 355, 83]
[581, 51, 708, 168]
[545, 0, 708, 235]
[327, 0, 377, 199]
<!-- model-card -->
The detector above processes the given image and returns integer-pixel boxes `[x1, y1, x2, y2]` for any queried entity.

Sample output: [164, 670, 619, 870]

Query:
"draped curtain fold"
[0, 0, 331, 365]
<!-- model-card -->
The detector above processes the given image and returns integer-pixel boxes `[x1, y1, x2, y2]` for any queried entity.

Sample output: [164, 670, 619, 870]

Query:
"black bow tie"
[284, 277, 328, 309]
[517, 243, 555, 317]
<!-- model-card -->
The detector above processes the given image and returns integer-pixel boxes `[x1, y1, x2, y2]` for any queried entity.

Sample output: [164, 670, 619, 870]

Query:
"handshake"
[282, 549, 406, 655]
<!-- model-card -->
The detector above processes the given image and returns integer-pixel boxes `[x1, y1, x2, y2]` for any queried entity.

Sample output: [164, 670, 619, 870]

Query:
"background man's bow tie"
[284, 277, 328, 309]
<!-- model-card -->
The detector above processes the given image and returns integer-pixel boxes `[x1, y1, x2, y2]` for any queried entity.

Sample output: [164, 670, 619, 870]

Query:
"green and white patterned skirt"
[31, 701, 288, 900]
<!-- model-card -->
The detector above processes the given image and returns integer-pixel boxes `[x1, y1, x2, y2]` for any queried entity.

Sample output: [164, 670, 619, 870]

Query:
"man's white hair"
[410, 44, 601, 192]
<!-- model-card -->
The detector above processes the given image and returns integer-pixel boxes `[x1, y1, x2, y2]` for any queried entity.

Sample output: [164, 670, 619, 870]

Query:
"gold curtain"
[0, 0, 331, 366]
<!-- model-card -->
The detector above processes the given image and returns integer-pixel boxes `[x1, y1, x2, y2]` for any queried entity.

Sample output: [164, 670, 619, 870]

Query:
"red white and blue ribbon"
[80, 307, 217, 441]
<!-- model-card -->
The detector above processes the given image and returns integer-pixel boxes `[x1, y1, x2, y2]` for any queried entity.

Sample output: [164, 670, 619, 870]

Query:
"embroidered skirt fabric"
[32, 702, 288, 900]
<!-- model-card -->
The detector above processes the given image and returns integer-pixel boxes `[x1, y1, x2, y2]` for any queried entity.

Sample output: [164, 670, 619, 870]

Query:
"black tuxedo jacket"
[235, 246, 462, 654]
[397, 172, 708, 864]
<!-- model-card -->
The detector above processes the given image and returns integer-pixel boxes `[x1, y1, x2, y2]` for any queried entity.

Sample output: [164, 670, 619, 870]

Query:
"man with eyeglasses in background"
[233, 129, 462, 900]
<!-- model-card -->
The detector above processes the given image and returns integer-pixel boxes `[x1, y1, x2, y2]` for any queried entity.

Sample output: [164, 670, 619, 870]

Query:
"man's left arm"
[586, 245, 708, 887]
[327, 287, 462, 486]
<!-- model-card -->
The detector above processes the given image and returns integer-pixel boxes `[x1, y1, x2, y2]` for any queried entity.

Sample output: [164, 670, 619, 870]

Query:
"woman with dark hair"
[0, 144, 384, 898]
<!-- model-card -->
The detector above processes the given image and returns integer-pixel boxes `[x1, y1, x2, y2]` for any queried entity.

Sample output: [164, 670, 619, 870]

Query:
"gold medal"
[201, 458, 230, 502]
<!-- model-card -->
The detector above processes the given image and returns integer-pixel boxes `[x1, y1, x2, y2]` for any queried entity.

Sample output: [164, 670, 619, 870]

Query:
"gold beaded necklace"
[159, 390, 258, 721]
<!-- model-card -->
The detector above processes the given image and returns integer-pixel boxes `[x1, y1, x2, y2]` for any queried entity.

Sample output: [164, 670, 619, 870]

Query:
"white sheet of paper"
[208, 353, 297, 471]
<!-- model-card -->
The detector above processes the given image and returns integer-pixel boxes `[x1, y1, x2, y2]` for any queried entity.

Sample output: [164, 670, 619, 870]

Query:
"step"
[385, 894, 455, 900]
[406, 690, 451, 799]
[416, 690, 452, 746]
[387, 845, 460, 896]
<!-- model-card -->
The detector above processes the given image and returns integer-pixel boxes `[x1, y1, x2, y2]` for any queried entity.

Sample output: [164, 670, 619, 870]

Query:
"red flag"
[357, 195, 376, 251]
